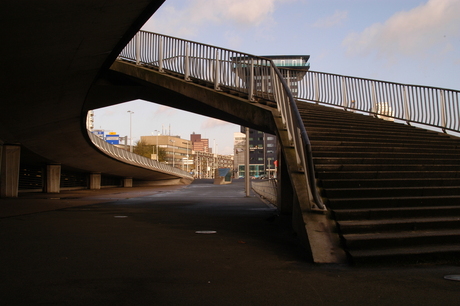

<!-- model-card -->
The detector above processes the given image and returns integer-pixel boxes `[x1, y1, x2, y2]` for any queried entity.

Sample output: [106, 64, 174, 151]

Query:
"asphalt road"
[1, 179, 459, 305]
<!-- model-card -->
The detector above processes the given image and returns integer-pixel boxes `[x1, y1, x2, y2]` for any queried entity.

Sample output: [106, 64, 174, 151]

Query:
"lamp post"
[154, 130, 159, 161]
[127, 110, 134, 152]
[170, 139, 175, 167]
[186, 141, 189, 172]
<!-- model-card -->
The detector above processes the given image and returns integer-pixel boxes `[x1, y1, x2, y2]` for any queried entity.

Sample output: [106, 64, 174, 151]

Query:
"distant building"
[235, 128, 277, 178]
[141, 135, 192, 169]
[190, 132, 211, 153]
[191, 151, 233, 178]
[86, 110, 94, 131]
[231, 55, 310, 98]
[233, 132, 246, 178]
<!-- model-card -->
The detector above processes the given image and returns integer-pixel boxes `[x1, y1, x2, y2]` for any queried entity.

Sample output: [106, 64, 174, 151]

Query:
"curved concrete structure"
[0, 1, 194, 183]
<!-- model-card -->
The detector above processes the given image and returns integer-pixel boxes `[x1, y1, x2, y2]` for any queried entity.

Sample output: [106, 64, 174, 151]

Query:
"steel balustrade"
[293, 70, 460, 133]
[118, 30, 325, 210]
[88, 130, 193, 179]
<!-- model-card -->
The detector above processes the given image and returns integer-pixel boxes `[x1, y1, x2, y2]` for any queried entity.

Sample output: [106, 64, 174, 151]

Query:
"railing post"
[184, 43, 190, 81]
[314, 73, 319, 103]
[440, 90, 447, 131]
[214, 50, 220, 90]
[342, 77, 348, 109]
[135, 33, 141, 65]
[286, 70, 291, 97]
[248, 60, 254, 101]
[158, 37, 164, 72]
[403, 86, 410, 123]
[371, 82, 377, 114]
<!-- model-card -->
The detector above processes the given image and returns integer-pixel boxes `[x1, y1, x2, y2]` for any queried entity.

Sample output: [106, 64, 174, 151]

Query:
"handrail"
[293, 70, 460, 133]
[88, 130, 193, 179]
[118, 30, 325, 210]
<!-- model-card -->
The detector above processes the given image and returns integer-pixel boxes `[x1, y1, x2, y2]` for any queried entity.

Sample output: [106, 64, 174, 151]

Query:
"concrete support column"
[123, 177, 133, 188]
[0, 144, 21, 198]
[89, 173, 101, 190]
[45, 164, 61, 193]
[277, 144, 294, 214]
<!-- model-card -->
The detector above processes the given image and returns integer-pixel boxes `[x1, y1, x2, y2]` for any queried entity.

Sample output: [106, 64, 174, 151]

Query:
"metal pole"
[245, 127, 250, 197]
[186, 141, 189, 172]
[170, 139, 175, 167]
[154, 130, 159, 161]
[127, 110, 134, 152]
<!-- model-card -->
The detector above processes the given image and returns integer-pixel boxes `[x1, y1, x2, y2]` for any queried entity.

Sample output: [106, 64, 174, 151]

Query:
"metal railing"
[118, 30, 325, 210]
[293, 70, 460, 133]
[88, 130, 193, 179]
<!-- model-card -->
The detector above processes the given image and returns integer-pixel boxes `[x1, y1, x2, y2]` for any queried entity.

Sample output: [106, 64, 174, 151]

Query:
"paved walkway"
[1, 179, 459, 305]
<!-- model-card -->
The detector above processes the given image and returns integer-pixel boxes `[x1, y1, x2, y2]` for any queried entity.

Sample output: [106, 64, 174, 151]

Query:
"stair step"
[312, 151, 460, 158]
[321, 177, 460, 188]
[328, 195, 460, 209]
[324, 186, 460, 198]
[309, 141, 460, 151]
[314, 157, 460, 165]
[348, 244, 460, 264]
[333, 206, 460, 221]
[309, 136, 459, 146]
[343, 229, 460, 249]
[307, 130, 446, 141]
[317, 170, 460, 179]
[338, 216, 460, 235]
[316, 164, 460, 172]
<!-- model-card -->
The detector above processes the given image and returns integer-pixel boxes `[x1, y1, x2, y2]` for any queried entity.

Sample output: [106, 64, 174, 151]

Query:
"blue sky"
[93, 0, 460, 154]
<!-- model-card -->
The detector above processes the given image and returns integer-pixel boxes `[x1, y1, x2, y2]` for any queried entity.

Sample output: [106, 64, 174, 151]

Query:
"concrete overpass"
[0, 1, 337, 263]
[0, 1, 198, 195]
[3, 1, 460, 265]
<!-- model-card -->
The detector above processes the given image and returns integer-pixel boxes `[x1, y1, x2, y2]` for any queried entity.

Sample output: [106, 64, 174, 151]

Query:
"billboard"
[105, 132, 119, 145]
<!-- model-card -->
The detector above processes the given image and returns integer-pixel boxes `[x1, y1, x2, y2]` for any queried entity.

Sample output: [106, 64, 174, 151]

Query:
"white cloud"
[154, 105, 177, 116]
[342, 0, 460, 62]
[313, 10, 348, 28]
[201, 118, 230, 129]
[143, 0, 285, 37]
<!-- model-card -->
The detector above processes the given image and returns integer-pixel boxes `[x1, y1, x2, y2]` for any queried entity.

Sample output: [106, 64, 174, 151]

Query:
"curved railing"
[88, 130, 193, 179]
[292, 70, 460, 133]
[118, 30, 325, 210]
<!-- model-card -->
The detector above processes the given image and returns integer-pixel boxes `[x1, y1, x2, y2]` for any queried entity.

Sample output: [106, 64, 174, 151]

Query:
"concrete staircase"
[297, 102, 460, 264]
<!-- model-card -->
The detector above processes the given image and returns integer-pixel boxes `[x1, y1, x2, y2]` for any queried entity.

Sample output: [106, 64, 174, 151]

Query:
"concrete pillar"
[0, 145, 21, 198]
[89, 173, 101, 190]
[123, 177, 133, 187]
[44, 164, 61, 193]
[277, 144, 294, 214]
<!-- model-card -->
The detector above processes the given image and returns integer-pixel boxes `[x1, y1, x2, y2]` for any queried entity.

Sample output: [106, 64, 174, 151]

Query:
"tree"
[133, 140, 166, 162]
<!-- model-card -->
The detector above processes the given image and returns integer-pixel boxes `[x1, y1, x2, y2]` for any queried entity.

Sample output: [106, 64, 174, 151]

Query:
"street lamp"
[154, 130, 159, 161]
[170, 139, 175, 167]
[186, 141, 189, 172]
[127, 110, 134, 152]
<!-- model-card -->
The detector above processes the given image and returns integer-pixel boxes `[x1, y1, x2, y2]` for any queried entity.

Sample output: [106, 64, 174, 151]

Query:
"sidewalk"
[1, 179, 459, 305]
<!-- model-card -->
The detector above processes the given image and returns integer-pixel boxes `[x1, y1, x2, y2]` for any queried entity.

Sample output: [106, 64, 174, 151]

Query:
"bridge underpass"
[0, 0, 194, 198]
[2, 1, 460, 266]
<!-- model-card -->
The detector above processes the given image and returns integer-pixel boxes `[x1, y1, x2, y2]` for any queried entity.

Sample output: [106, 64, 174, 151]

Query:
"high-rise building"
[235, 128, 277, 178]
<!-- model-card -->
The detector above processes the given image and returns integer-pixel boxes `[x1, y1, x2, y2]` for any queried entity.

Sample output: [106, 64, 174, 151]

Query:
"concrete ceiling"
[0, 1, 189, 180]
